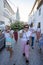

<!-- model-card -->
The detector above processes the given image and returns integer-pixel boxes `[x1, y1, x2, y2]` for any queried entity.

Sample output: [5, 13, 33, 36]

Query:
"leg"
[31, 37, 34, 49]
[38, 41, 42, 53]
[39, 48, 41, 53]
[22, 40, 26, 56]
[9, 47, 13, 59]
[25, 45, 29, 63]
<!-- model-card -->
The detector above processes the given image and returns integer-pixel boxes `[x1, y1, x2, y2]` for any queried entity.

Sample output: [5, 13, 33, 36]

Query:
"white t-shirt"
[19, 30, 32, 41]
[37, 28, 41, 32]
[10, 30, 14, 34]
[3, 31, 11, 39]
[3, 30, 14, 39]
[29, 27, 36, 37]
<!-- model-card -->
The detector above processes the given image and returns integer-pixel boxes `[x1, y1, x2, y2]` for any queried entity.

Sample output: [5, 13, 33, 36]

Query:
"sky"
[7, 0, 35, 22]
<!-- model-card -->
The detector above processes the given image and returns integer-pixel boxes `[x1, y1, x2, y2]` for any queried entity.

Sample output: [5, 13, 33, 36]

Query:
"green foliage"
[10, 21, 24, 31]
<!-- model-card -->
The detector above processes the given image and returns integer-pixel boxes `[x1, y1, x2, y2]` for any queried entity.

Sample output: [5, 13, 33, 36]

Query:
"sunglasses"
[25, 27, 29, 28]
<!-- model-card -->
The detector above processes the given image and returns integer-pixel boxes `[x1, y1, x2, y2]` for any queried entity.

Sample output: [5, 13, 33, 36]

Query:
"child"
[25, 40, 30, 63]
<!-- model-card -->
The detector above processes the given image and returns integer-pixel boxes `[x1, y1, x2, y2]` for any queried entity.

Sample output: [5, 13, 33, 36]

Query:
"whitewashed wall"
[28, 4, 43, 33]
[0, 0, 4, 16]
[0, 0, 10, 25]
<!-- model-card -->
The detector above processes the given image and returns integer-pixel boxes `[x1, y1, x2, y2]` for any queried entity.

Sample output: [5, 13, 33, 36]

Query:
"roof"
[37, 0, 43, 9]
[29, 0, 43, 15]
[29, 0, 37, 15]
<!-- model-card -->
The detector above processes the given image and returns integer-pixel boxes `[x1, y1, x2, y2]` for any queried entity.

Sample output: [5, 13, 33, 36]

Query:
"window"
[39, 8, 41, 15]
[0, 21, 5, 25]
[4, 0, 6, 8]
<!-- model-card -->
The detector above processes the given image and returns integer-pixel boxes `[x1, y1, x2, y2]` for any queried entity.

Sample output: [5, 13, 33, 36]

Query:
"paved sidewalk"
[0, 39, 43, 65]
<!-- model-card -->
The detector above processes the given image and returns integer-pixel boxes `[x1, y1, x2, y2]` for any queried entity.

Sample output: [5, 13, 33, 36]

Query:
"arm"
[10, 30, 14, 38]
[19, 30, 24, 38]
[19, 33, 23, 38]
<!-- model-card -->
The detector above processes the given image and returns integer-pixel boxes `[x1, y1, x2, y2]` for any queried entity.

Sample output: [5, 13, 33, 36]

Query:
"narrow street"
[0, 37, 43, 65]
[0, 0, 43, 65]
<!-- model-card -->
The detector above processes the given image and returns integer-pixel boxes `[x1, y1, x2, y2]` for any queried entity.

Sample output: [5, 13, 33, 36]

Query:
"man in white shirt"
[29, 23, 36, 49]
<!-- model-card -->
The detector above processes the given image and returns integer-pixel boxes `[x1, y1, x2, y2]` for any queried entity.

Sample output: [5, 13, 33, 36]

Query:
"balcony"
[3, 8, 11, 19]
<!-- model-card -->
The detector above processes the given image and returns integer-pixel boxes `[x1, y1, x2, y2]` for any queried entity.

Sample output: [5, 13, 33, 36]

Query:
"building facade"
[0, 0, 15, 26]
[28, 0, 43, 33]
[3, 0, 15, 24]
[0, 0, 9, 27]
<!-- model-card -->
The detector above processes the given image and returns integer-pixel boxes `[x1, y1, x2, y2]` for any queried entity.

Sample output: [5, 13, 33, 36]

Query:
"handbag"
[25, 32, 30, 45]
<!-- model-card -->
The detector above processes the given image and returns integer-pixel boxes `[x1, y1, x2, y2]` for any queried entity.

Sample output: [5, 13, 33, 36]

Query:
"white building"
[0, 0, 9, 29]
[0, 0, 15, 26]
[3, 0, 15, 24]
[28, 0, 43, 33]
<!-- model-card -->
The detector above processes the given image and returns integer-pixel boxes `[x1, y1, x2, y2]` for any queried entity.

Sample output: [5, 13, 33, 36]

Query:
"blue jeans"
[39, 40, 43, 48]
[31, 37, 34, 47]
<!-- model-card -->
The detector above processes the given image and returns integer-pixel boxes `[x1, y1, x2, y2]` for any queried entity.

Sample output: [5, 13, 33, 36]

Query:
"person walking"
[36, 22, 41, 42]
[19, 24, 31, 63]
[39, 35, 43, 53]
[36, 22, 42, 53]
[29, 23, 36, 49]
[13, 27, 18, 43]
[3, 25, 14, 59]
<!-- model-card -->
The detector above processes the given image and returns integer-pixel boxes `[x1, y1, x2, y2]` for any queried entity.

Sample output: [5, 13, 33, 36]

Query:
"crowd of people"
[0, 22, 43, 65]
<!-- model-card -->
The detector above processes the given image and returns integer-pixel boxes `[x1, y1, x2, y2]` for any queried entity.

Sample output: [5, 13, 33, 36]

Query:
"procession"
[0, 0, 43, 65]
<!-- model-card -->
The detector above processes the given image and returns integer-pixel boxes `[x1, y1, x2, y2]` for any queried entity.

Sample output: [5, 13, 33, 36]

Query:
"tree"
[10, 21, 24, 31]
